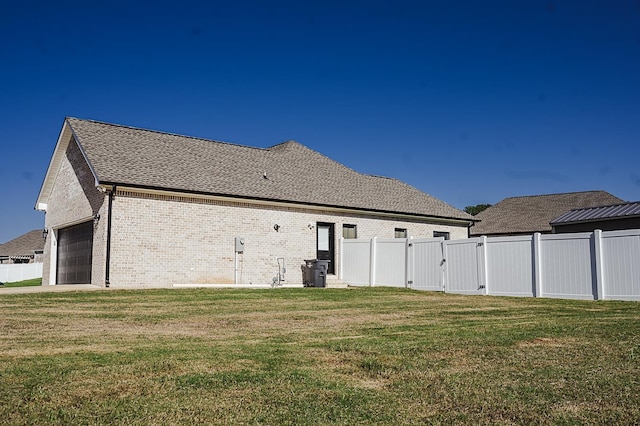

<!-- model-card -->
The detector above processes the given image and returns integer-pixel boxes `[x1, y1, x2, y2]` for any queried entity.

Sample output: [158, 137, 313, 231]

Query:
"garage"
[56, 221, 93, 284]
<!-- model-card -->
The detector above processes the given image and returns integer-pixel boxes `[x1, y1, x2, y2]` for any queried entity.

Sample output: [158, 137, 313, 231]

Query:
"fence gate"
[443, 238, 486, 295]
[409, 237, 445, 291]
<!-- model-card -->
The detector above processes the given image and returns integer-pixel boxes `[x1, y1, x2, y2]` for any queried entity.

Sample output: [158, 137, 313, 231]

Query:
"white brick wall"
[107, 190, 467, 287]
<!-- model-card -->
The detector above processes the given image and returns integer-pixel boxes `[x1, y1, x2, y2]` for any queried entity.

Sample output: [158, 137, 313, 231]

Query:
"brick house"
[0, 230, 44, 264]
[36, 118, 474, 287]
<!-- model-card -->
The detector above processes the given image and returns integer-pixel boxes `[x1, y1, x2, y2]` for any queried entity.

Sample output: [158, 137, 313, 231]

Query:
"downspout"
[105, 185, 115, 287]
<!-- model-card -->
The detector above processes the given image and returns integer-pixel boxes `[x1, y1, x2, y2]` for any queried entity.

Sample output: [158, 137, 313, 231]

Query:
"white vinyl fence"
[340, 229, 640, 301]
[0, 262, 43, 283]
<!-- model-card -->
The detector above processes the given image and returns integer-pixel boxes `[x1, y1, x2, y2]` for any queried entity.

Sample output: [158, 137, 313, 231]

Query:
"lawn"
[0, 278, 42, 288]
[1, 287, 639, 425]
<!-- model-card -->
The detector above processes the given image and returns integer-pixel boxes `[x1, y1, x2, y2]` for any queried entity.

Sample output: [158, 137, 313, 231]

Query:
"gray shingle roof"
[470, 191, 625, 236]
[0, 230, 44, 258]
[550, 201, 640, 225]
[66, 118, 473, 221]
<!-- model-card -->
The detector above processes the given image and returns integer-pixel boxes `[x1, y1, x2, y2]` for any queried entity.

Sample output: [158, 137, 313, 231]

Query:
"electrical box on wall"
[235, 236, 245, 253]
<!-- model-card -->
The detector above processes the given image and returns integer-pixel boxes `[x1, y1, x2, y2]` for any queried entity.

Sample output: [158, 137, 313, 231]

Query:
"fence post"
[442, 240, 448, 293]
[369, 237, 377, 287]
[480, 235, 488, 295]
[406, 237, 412, 288]
[533, 233, 542, 298]
[593, 229, 604, 300]
[339, 237, 344, 281]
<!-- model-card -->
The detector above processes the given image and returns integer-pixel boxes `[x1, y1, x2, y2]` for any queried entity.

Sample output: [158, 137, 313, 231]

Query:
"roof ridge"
[66, 117, 268, 152]
[267, 139, 369, 177]
[267, 140, 300, 149]
[366, 174, 395, 180]
[504, 190, 612, 200]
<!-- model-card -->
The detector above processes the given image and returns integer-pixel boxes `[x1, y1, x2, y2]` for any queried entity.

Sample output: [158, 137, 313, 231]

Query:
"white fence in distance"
[0, 262, 43, 283]
[340, 229, 640, 301]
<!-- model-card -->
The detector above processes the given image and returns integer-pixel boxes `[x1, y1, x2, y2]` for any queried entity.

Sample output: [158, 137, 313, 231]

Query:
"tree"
[464, 204, 491, 216]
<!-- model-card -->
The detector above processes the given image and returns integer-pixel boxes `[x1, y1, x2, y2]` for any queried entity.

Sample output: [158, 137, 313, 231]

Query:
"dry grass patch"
[1, 288, 639, 425]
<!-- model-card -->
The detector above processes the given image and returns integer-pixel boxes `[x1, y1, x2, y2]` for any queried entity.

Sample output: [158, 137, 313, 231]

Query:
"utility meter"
[235, 237, 245, 253]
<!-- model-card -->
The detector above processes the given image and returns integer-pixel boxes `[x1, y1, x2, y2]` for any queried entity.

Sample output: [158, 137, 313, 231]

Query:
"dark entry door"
[316, 222, 335, 274]
[57, 221, 93, 284]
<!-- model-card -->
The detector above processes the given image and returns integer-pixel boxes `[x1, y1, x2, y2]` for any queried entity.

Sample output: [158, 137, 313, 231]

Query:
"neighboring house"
[550, 201, 640, 233]
[469, 190, 625, 237]
[36, 117, 475, 287]
[0, 229, 45, 264]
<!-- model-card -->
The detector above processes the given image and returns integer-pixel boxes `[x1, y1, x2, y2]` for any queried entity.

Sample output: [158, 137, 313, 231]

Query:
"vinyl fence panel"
[443, 238, 485, 295]
[410, 237, 445, 291]
[601, 229, 640, 301]
[374, 238, 407, 287]
[340, 230, 640, 301]
[341, 239, 372, 286]
[539, 233, 595, 300]
[0, 263, 43, 283]
[485, 235, 535, 297]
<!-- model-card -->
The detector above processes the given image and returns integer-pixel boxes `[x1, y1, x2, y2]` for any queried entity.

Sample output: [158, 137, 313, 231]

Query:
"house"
[35, 118, 474, 287]
[469, 190, 624, 237]
[0, 229, 45, 264]
[550, 201, 640, 233]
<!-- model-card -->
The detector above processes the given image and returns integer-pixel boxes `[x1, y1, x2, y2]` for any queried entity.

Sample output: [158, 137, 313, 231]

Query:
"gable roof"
[37, 118, 473, 223]
[550, 201, 640, 225]
[0, 230, 44, 259]
[470, 190, 625, 236]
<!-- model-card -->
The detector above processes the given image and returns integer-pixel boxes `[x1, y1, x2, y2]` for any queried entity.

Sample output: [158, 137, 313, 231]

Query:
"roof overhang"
[109, 184, 475, 227]
[35, 118, 100, 212]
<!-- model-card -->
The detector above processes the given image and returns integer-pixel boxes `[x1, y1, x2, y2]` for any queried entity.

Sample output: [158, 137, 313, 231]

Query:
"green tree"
[464, 203, 491, 216]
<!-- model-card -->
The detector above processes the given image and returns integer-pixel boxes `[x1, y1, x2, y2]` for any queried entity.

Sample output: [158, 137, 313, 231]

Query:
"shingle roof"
[0, 230, 44, 258]
[550, 201, 640, 225]
[470, 191, 625, 236]
[63, 118, 473, 221]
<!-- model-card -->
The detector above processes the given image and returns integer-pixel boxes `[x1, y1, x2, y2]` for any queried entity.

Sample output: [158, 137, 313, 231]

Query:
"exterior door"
[56, 221, 93, 284]
[316, 222, 335, 274]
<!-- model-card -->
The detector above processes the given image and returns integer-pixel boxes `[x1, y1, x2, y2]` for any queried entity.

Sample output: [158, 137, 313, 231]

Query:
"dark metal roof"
[550, 201, 640, 225]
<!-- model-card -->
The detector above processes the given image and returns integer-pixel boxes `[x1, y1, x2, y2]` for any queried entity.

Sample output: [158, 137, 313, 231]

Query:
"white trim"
[49, 215, 96, 232]
[48, 228, 58, 285]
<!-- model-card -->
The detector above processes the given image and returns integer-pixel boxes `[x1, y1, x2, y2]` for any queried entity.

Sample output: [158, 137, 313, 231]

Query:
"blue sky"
[1, 0, 639, 242]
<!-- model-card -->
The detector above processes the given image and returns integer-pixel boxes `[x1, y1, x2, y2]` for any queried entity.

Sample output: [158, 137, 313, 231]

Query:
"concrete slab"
[173, 283, 304, 289]
[0, 284, 106, 295]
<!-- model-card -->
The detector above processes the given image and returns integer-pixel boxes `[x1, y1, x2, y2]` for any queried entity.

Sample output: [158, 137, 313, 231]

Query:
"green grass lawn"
[1, 287, 639, 425]
[0, 278, 42, 288]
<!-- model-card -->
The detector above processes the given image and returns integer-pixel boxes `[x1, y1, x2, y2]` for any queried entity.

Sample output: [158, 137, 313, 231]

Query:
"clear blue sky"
[1, 0, 639, 242]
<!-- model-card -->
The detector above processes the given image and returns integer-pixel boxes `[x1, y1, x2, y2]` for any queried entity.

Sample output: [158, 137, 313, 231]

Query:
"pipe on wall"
[105, 185, 115, 287]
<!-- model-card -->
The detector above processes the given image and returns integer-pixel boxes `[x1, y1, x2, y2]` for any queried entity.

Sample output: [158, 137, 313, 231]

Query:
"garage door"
[57, 221, 93, 284]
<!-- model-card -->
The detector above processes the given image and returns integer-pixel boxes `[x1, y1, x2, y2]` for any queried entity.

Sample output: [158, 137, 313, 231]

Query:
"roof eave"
[102, 182, 475, 226]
